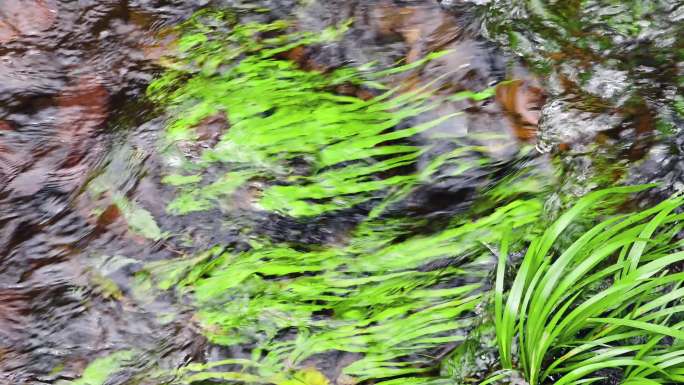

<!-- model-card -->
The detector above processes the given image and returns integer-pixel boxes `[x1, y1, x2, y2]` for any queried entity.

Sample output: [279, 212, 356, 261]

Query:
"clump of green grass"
[494, 185, 684, 384]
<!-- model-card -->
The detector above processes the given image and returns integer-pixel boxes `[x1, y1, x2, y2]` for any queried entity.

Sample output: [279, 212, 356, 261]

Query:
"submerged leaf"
[113, 194, 164, 241]
[59, 350, 135, 385]
[280, 368, 330, 385]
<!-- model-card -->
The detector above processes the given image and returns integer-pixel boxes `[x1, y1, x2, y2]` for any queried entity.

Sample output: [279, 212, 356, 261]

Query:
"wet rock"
[0, 281, 205, 382]
[57, 76, 109, 138]
[96, 203, 123, 229]
[629, 140, 684, 204]
[301, 351, 363, 385]
[4, 163, 52, 197]
[440, 0, 491, 7]
[0, 0, 58, 43]
[55, 75, 109, 177]
[372, 0, 463, 62]
[568, 64, 630, 105]
[295, 0, 462, 71]
[0, 1, 216, 382]
[537, 99, 622, 152]
[2, 76, 109, 198]
[420, 37, 506, 92]
[480, 0, 683, 156]
[0, 289, 31, 331]
[140, 28, 179, 64]
[0, 51, 66, 107]
[0, 20, 14, 44]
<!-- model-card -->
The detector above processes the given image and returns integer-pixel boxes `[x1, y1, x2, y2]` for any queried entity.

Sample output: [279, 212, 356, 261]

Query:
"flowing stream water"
[0, 1, 682, 384]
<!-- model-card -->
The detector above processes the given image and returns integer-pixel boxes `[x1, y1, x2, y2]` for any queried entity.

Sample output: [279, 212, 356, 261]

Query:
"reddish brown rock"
[0, 0, 58, 43]
[279, 45, 330, 73]
[56, 75, 109, 143]
[0, 19, 16, 44]
[52, 76, 110, 190]
[96, 203, 123, 230]
[195, 113, 228, 145]
[141, 31, 178, 64]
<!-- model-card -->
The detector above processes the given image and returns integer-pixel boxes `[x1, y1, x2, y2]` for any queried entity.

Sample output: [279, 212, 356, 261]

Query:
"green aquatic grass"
[494, 185, 684, 385]
[149, 10, 497, 218]
[142, 7, 540, 385]
[146, 197, 541, 384]
[144, 7, 684, 385]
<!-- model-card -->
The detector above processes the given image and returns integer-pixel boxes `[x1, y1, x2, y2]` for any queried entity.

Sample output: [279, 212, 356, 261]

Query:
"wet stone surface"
[435, 0, 684, 206]
[0, 0, 212, 382]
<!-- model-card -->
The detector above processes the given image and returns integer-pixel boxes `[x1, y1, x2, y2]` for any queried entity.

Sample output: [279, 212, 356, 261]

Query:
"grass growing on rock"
[143, 8, 537, 384]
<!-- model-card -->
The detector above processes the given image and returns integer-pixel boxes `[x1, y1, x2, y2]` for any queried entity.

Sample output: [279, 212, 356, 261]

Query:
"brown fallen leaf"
[371, 0, 461, 63]
[177, 112, 229, 158]
[496, 79, 546, 141]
